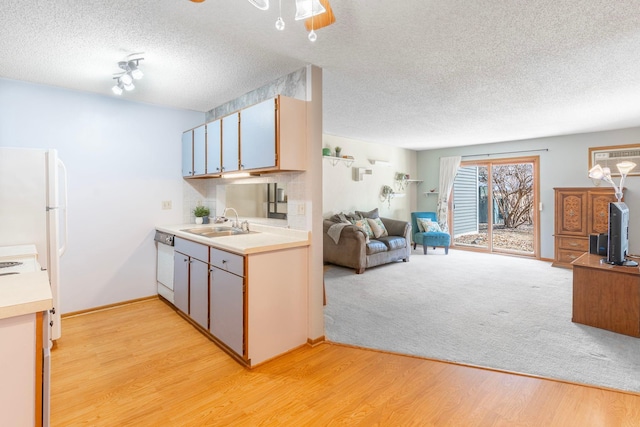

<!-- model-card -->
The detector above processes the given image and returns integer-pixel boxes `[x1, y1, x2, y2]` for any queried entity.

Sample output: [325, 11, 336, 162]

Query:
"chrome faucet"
[223, 207, 240, 228]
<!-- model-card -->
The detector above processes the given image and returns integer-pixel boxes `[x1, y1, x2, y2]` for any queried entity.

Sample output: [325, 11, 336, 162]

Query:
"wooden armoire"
[553, 187, 618, 268]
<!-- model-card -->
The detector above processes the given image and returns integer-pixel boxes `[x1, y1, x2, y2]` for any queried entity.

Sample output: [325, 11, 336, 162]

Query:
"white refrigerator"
[0, 147, 68, 342]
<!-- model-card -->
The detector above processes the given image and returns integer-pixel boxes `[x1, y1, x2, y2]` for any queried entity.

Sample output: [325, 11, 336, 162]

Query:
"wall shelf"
[323, 156, 354, 167]
[423, 191, 439, 196]
[395, 179, 422, 191]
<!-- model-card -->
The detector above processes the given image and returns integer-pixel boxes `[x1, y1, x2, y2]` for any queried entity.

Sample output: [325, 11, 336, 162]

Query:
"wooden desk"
[572, 253, 640, 337]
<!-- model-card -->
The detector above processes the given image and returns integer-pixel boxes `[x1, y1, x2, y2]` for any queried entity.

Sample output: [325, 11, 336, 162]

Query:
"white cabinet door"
[206, 119, 221, 175]
[210, 267, 244, 356]
[240, 98, 276, 170]
[181, 130, 193, 177]
[190, 259, 209, 329]
[173, 252, 189, 314]
[222, 113, 239, 173]
[193, 124, 206, 176]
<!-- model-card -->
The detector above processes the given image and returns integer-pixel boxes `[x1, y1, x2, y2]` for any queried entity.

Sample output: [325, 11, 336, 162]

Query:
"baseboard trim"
[307, 335, 326, 346]
[62, 295, 159, 319]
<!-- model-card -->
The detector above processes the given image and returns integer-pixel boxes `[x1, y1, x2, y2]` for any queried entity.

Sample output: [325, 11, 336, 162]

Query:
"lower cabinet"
[209, 268, 244, 355]
[173, 238, 211, 329]
[173, 252, 189, 315]
[189, 259, 209, 329]
[170, 235, 308, 367]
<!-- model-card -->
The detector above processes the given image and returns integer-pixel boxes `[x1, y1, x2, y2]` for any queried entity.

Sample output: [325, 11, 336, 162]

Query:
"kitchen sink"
[180, 227, 257, 238]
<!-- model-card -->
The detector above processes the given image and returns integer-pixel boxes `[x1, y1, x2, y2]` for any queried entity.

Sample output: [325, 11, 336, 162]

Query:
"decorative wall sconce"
[352, 167, 372, 181]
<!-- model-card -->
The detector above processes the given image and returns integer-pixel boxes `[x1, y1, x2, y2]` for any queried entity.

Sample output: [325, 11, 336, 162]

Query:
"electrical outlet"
[162, 200, 172, 210]
[297, 203, 305, 215]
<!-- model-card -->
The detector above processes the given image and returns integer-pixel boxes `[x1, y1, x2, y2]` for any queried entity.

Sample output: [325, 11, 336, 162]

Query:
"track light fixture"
[111, 55, 144, 96]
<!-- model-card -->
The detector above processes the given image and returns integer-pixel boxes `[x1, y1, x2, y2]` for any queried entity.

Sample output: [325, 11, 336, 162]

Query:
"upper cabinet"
[240, 98, 276, 170]
[182, 124, 206, 177]
[193, 124, 206, 176]
[182, 95, 307, 179]
[181, 130, 193, 177]
[222, 113, 240, 174]
[206, 120, 222, 175]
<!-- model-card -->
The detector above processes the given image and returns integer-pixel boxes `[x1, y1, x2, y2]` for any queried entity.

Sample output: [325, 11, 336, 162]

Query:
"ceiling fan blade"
[304, 0, 335, 31]
[247, 0, 269, 10]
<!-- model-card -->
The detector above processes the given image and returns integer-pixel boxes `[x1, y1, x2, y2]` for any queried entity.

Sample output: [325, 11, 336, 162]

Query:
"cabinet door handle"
[569, 242, 578, 247]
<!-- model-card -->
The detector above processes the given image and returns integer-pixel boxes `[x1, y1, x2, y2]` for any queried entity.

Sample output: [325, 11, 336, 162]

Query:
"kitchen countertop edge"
[156, 223, 311, 255]
[0, 271, 53, 320]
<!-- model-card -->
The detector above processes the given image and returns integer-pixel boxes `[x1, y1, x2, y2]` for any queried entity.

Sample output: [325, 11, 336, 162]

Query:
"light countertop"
[156, 223, 310, 255]
[0, 271, 53, 320]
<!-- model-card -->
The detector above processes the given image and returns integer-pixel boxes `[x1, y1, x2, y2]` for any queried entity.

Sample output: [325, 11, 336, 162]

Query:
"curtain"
[437, 156, 461, 233]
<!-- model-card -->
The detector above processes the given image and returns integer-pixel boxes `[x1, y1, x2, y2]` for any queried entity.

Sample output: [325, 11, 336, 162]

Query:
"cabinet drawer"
[557, 237, 588, 251]
[557, 248, 586, 264]
[175, 237, 209, 263]
[210, 247, 244, 277]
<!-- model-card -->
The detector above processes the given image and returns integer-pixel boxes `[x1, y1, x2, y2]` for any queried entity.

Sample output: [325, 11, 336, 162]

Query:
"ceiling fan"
[189, 0, 335, 36]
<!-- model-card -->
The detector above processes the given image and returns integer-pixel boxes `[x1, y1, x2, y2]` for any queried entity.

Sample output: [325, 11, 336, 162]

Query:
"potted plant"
[193, 205, 210, 224]
[334, 146, 342, 158]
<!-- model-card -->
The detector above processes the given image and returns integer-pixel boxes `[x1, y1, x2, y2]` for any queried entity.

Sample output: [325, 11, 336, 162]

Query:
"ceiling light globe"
[131, 69, 144, 80]
[616, 161, 637, 176]
[295, 0, 325, 20]
[588, 164, 605, 180]
[275, 17, 285, 31]
[124, 82, 135, 91]
[120, 73, 133, 85]
[112, 84, 123, 95]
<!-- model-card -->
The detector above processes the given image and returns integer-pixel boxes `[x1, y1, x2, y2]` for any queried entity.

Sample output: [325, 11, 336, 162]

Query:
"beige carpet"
[323, 248, 640, 392]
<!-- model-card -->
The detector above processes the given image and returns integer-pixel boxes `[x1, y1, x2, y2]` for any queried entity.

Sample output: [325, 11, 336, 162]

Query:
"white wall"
[323, 135, 418, 222]
[0, 78, 203, 313]
[416, 128, 640, 259]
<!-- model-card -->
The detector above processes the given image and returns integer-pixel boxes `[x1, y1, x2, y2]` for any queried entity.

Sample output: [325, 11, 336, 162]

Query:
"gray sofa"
[323, 211, 411, 274]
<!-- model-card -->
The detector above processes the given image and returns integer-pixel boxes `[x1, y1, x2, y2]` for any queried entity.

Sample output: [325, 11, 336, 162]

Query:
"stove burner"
[0, 261, 23, 269]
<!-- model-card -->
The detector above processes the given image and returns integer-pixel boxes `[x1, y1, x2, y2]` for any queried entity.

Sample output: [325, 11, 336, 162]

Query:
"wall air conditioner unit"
[589, 144, 640, 176]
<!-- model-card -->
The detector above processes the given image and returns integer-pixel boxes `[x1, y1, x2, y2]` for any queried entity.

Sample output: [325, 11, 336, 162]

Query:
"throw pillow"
[355, 208, 379, 219]
[353, 218, 374, 238]
[417, 218, 442, 233]
[367, 217, 388, 238]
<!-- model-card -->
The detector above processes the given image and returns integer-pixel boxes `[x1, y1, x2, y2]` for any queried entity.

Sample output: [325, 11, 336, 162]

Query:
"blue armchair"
[410, 212, 451, 254]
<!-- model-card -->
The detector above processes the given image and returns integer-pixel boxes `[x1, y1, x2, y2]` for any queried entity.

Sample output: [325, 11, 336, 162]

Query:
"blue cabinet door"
[181, 130, 193, 177]
[193, 125, 206, 176]
[173, 252, 189, 314]
[210, 268, 244, 356]
[222, 113, 239, 173]
[240, 98, 276, 170]
[206, 120, 221, 174]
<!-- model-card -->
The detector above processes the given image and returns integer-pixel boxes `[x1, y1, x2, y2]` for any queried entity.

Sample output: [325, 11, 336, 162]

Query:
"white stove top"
[0, 244, 40, 274]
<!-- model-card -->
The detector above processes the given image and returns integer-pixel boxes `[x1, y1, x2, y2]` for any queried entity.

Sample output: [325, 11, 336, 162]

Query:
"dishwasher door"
[156, 242, 175, 303]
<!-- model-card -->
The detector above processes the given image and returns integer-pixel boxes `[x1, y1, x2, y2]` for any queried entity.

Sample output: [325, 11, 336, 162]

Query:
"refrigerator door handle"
[57, 158, 68, 257]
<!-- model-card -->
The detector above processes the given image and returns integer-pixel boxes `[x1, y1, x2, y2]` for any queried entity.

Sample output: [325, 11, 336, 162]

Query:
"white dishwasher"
[154, 231, 175, 303]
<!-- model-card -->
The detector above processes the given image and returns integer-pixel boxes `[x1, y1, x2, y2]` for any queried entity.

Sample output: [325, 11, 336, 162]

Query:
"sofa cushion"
[356, 208, 379, 219]
[378, 236, 407, 251]
[367, 217, 388, 238]
[366, 240, 388, 255]
[352, 218, 374, 238]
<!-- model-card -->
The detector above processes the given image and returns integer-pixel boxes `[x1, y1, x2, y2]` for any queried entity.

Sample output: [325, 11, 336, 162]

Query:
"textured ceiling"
[2, 1, 640, 150]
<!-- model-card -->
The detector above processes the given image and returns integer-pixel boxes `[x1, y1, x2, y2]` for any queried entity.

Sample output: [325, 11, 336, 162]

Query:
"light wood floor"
[52, 298, 640, 426]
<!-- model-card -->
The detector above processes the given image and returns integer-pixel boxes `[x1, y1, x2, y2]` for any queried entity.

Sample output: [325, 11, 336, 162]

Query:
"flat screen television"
[607, 202, 637, 266]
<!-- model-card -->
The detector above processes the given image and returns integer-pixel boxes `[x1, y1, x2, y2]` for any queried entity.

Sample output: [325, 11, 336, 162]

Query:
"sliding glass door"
[452, 157, 539, 257]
